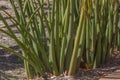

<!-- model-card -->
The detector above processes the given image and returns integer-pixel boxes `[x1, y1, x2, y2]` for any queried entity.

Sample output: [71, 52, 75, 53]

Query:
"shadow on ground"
[0, 46, 25, 80]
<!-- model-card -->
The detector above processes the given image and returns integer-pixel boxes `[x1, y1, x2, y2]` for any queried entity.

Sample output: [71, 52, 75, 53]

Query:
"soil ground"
[0, 0, 120, 80]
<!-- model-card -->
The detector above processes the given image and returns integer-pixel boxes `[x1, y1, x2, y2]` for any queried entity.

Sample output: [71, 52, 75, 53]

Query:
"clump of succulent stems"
[0, 0, 119, 79]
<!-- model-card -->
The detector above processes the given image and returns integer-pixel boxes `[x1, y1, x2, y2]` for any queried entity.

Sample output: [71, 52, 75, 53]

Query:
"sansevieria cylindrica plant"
[0, 0, 119, 79]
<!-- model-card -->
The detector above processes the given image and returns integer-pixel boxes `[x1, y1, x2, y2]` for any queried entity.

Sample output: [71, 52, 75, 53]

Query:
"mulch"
[0, 46, 120, 80]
